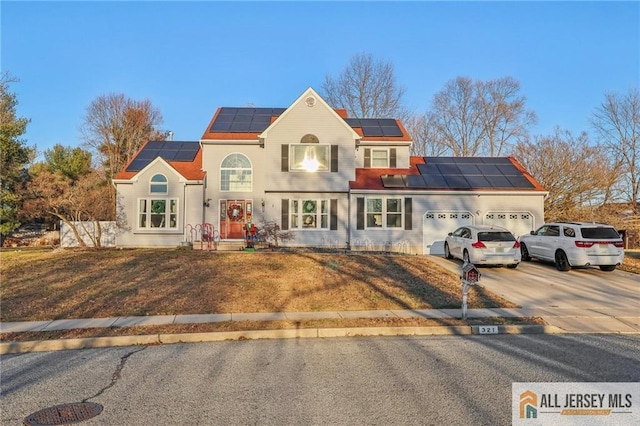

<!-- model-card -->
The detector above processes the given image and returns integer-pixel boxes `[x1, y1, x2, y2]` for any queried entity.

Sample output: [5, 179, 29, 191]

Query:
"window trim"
[220, 153, 253, 192]
[149, 174, 168, 194]
[364, 197, 404, 229]
[290, 144, 330, 172]
[370, 148, 390, 168]
[289, 198, 330, 230]
[137, 197, 179, 231]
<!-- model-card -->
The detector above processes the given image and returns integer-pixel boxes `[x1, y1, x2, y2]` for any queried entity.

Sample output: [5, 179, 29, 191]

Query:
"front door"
[220, 200, 246, 239]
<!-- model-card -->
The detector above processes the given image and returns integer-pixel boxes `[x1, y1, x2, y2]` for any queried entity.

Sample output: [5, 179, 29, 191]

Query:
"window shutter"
[356, 197, 364, 230]
[281, 199, 289, 230]
[331, 145, 338, 172]
[390, 148, 397, 168]
[330, 199, 338, 230]
[364, 148, 371, 168]
[404, 197, 412, 230]
[281, 144, 289, 172]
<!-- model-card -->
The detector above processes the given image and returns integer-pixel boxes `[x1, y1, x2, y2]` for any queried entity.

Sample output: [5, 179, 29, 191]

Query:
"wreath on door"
[227, 203, 244, 221]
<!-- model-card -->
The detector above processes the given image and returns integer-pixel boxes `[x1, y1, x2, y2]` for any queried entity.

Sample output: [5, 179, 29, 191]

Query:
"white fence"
[60, 221, 117, 248]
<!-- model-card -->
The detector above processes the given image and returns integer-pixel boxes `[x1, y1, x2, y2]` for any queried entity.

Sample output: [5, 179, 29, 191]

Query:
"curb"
[0, 324, 565, 354]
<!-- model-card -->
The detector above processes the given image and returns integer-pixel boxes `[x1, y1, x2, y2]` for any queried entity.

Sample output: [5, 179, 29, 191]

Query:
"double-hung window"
[366, 197, 403, 228]
[371, 149, 389, 167]
[290, 199, 329, 229]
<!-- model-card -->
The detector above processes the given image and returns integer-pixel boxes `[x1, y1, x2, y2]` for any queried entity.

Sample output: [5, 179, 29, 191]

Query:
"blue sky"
[2, 1, 638, 156]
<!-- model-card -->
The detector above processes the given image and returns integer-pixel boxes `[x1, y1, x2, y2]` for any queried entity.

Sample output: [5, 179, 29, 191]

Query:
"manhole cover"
[24, 402, 103, 425]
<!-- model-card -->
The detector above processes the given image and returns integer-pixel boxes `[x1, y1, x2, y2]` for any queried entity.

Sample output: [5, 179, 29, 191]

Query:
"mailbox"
[461, 263, 481, 284]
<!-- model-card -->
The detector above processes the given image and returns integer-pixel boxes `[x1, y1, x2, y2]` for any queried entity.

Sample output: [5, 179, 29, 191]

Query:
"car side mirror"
[448, 232, 453, 236]
[530, 231, 535, 235]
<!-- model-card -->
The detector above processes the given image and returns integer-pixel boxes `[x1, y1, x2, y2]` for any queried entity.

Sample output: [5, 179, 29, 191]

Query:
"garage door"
[423, 211, 474, 255]
[483, 212, 534, 239]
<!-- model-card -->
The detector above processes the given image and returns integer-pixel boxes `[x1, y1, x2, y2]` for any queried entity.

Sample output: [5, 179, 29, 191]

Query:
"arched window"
[220, 153, 252, 191]
[150, 174, 168, 194]
[300, 134, 319, 144]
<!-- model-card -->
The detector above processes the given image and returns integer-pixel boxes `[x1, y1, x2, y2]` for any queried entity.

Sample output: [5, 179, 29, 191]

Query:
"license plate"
[599, 243, 608, 248]
[496, 248, 504, 253]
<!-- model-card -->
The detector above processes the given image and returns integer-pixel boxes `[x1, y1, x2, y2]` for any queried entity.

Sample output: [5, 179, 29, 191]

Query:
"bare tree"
[430, 77, 484, 156]
[511, 128, 617, 222]
[476, 77, 537, 156]
[591, 87, 639, 214]
[322, 52, 406, 119]
[428, 76, 536, 156]
[404, 113, 448, 156]
[80, 93, 164, 180]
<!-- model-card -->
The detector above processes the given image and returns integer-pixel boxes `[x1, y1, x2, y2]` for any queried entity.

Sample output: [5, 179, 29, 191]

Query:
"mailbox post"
[460, 262, 481, 320]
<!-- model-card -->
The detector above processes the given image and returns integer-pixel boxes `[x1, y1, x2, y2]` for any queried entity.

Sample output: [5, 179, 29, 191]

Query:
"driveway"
[428, 255, 640, 333]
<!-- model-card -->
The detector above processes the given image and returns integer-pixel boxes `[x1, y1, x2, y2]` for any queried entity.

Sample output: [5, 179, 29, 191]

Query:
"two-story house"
[113, 87, 546, 254]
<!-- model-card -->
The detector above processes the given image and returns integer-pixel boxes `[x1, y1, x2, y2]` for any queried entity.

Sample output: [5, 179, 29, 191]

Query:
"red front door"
[220, 200, 245, 239]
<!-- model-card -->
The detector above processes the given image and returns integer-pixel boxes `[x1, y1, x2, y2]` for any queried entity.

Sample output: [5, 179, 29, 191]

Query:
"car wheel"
[444, 242, 453, 259]
[599, 265, 616, 272]
[520, 243, 531, 261]
[463, 249, 470, 264]
[555, 250, 571, 271]
[507, 264, 518, 269]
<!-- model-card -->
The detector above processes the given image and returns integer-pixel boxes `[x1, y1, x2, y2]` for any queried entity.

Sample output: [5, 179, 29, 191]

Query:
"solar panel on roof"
[126, 159, 149, 172]
[443, 175, 471, 189]
[465, 175, 492, 188]
[457, 164, 482, 175]
[506, 175, 535, 188]
[437, 163, 462, 175]
[137, 149, 160, 160]
[423, 174, 449, 188]
[361, 126, 384, 136]
[477, 164, 501, 175]
[485, 175, 512, 188]
[497, 164, 520, 175]
[381, 126, 403, 137]
[208, 107, 285, 133]
[405, 175, 428, 188]
[417, 163, 440, 174]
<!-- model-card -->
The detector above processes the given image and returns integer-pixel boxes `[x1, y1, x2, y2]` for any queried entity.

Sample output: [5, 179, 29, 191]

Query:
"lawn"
[0, 248, 517, 323]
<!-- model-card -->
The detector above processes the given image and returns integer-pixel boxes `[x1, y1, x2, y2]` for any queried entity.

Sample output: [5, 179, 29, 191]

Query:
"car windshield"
[478, 231, 515, 242]
[580, 227, 620, 239]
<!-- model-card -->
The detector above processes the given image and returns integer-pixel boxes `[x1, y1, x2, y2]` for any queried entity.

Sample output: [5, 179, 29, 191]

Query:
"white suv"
[519, 222, 624, 272]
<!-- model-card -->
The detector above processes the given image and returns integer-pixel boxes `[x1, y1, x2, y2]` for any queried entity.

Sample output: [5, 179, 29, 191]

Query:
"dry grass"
[0, 248, 517, 323]
[621, 251, 640, 274]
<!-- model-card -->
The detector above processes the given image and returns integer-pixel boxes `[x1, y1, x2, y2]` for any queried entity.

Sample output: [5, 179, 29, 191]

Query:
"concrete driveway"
[428, 255, 640, 333]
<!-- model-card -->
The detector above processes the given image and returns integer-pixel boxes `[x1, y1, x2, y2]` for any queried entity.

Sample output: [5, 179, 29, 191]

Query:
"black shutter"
[404, 198, 412, 230]
[330, 199, 338, 230]
[331, 145, 338, 172]
[281, 144, 289, 172]
[281, 199, 289, 230]
[390, 148, 397, 168]
[356, 197, 364, 230]
[364, 148, 371, 168]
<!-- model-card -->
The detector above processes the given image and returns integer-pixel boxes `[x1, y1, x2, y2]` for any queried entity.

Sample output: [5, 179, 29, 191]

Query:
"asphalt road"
[2, 334, 639, 425]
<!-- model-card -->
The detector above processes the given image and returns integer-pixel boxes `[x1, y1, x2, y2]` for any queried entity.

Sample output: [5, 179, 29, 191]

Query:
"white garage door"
[483, 212, 534, 239]
[423, 211, 474, 255]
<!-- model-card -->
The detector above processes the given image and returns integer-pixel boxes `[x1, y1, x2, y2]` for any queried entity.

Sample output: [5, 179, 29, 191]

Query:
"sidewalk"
[0, 308, 528, 333]
[2, 307, 639, 334]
